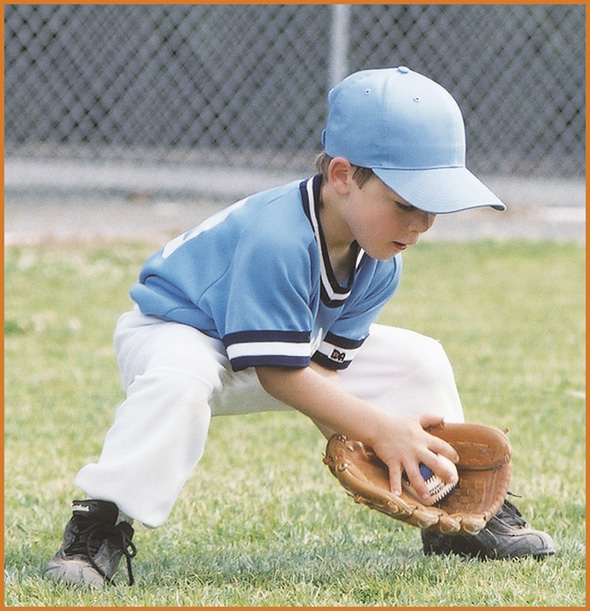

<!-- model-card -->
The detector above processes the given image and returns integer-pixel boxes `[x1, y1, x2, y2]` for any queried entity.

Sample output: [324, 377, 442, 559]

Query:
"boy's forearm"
[255, 364, 385, 446]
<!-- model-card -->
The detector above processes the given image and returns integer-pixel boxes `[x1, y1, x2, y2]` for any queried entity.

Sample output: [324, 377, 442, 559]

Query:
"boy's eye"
[395, 201, 414, 211]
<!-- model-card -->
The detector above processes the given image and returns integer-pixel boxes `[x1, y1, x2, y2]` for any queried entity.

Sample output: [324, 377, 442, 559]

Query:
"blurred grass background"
[4, 239, 585, 606]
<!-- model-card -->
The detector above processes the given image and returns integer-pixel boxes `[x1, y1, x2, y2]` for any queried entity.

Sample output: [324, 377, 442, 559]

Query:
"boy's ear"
[327, 157, 353, 195]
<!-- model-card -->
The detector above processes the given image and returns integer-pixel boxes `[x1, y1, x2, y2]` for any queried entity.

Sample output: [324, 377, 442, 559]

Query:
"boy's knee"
[410, 335, 456, 387]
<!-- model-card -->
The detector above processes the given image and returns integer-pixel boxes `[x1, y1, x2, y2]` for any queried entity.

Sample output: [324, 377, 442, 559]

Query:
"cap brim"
[373, 166, 506, 214]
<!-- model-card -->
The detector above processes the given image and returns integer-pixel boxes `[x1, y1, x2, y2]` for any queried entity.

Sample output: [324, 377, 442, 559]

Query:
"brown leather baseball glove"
[323, 422, 512, 535]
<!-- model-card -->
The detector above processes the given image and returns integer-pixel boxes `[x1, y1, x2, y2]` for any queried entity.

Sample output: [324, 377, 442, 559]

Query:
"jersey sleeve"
[312, 255, 402, 370]
[204, 217, 318, 372]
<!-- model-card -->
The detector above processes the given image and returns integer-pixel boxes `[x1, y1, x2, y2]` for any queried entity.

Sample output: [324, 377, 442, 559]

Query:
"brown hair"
[315, 152, 375, 188]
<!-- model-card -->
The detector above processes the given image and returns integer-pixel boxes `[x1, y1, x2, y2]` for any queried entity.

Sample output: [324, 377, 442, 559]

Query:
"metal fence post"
[329, 5, 350, 87]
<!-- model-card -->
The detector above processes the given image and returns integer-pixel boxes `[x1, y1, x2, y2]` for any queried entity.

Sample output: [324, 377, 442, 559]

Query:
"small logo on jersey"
[330, 348, 346, 363]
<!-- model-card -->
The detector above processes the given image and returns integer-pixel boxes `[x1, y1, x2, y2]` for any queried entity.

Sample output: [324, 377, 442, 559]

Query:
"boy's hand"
[369, 413, 460, 501]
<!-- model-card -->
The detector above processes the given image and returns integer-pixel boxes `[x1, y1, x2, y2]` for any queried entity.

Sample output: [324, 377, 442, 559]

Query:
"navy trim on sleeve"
[223, 329, 312, 372]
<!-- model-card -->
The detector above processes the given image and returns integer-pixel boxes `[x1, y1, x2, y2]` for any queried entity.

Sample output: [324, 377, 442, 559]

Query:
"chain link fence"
[5, 3, 586, 195]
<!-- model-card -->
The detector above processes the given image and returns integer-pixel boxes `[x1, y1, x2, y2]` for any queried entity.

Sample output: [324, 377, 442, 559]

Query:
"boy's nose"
[409, 210, 436, 233]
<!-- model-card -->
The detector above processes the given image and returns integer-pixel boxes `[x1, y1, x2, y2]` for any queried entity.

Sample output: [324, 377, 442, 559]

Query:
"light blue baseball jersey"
[130, 175, 402, 371]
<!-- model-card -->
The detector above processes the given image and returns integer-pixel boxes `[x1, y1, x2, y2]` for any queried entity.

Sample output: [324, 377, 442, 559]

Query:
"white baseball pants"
[75, 308, 464, 528]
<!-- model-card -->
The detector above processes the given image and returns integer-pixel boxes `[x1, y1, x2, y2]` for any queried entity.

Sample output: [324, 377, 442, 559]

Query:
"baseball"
[402, 456, 458, 506]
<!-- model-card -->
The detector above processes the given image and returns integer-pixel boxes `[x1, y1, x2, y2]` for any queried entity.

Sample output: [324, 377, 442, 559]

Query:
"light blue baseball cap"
[321, 66, 506, 214]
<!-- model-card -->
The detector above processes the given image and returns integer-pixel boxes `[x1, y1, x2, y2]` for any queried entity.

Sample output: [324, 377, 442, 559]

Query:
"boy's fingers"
[417, 414, 460, 462]
[418, 413, 445, 429]
[424, 453, 459, 485]
[430, 436, 460, 463]
[402, 462, 431, 501]
[388, 463, 403, 497]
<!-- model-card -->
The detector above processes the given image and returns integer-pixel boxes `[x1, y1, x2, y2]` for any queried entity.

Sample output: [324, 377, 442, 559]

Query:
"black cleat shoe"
[421, 499, 556, 560]
[43, 500, 137, 588]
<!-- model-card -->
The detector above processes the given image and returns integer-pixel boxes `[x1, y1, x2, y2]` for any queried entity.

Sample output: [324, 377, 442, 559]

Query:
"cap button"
[397, 66, 409, 74]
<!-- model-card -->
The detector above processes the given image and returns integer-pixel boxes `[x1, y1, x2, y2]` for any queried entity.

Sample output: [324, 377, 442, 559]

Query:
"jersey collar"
[300, 175, 365, 308]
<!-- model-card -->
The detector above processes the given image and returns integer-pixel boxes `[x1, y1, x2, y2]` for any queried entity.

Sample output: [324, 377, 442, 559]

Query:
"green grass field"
[4, 239, 586, 607]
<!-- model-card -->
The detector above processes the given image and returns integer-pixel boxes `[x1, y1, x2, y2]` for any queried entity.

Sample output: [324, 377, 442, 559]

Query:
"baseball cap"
[321, 66, 506, 214]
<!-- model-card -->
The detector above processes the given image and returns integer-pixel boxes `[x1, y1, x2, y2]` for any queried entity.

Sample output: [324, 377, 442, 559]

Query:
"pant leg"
[75, 310, 227, 527]
[75, 309, 293, 527]
[339, 324, 465, 423]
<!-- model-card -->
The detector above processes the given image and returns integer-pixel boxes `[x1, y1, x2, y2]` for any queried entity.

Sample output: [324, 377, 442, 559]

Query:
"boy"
[44, 67, 554, 588]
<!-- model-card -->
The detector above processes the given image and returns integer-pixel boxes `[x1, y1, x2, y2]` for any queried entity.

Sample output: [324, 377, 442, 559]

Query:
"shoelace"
[65, 519, 138, 586]
[495, 498, 528, 528]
